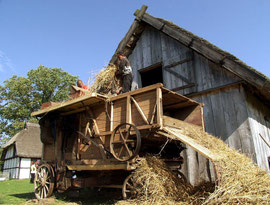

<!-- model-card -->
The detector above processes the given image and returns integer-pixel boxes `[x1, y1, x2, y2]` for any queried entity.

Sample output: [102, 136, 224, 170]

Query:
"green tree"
[0, 65, 78, 142]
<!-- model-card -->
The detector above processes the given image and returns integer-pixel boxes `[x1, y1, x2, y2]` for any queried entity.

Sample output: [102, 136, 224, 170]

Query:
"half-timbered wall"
[3, 157, 20, 179]
[128, 25, 270, 183]
[3, 145, 34, 179]
[3, 146, 19, 179]
[19, 158, 31, 179]
[5, 145, 15, 159]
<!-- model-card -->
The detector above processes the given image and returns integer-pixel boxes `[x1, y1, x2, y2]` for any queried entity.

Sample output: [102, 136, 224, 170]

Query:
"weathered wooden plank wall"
[127, 25, 270, 183]
[245, 90, 270, 171]
[160, 32, 196, 95]
[193, 86, 255, 155]
[130, 26, 242, 94]
[129, 26, 162, 88]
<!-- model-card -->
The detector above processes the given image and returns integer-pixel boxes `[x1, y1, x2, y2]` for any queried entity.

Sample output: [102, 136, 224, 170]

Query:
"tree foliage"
[0, 65, 78, 142]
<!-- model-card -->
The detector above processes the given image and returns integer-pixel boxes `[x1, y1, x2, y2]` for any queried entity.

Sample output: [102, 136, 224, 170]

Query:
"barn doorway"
[140, 64, 163, 87]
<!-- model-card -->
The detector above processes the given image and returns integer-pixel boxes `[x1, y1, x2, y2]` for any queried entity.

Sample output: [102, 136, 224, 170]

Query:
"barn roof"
[110, 5, 270, 102]
[2, 122, 42, 158]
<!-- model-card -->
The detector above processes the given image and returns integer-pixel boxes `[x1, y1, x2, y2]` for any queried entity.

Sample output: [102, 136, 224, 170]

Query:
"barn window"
[139, 63, 163, 87]
[268, 156, 270, 169]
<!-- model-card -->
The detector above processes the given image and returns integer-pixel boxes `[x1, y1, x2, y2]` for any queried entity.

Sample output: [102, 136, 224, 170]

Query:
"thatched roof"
[2, 122, 42, 158]
[110, 5, 270, 102]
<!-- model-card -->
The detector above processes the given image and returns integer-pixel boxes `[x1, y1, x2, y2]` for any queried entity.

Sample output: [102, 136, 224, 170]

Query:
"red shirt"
[82, 84, 90, 91]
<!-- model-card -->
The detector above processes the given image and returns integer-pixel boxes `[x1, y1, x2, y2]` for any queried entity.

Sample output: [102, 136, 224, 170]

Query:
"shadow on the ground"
[10, 192, 35, 201]
[54, 188, 121, 205]
[10, 187, 121, 204]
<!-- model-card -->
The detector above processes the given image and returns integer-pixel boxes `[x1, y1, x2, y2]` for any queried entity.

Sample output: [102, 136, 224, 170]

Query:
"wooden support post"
[54, 132, 57, 161]
[126, 96, 132, 124]
[110, 102, 114, 131]
[85, 122, 92, 137]
[77, 114, 81, 160]
[86, 107, 100, 135]
[156, 88, 163, 128]
[150, 103, 157, 124]
[213, 164, 222, 185]
[130, 96, 149, 124]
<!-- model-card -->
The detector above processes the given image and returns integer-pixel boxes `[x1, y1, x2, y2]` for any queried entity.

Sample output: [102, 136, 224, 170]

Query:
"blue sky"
[0, 0, 269, 86]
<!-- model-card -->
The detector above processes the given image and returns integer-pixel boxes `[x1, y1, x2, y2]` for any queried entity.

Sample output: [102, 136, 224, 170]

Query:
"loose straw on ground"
[117, 121, 270, 205]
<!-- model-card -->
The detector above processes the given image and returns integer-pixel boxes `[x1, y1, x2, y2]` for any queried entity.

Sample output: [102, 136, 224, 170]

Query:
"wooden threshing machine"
[31, 83, 206, 200]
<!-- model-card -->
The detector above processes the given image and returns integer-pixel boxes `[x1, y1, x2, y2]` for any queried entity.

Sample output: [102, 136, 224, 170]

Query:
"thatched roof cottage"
[1, 122, 42, 179]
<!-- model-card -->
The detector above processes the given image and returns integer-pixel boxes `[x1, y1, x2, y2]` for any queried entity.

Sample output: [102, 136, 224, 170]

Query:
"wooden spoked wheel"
[34, 164, 55, 200]
[110, 123, 141, 162]
[174, 170, 187, 183]
[122, 174, 139, 200]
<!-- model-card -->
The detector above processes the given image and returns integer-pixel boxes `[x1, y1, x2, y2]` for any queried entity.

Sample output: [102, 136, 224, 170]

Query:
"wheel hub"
[41, 178, 46, 186]
[110, 123, 141, 162]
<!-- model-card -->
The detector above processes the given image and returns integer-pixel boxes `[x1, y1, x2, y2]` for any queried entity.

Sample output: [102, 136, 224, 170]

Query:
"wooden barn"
[1, 123, 42, 179]
[110, 6, 270, 185]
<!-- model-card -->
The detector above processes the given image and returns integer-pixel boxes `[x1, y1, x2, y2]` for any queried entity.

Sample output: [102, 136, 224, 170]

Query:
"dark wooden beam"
[110, 20, 142, 64]
[140, 13, 164, 30]
[134, 5, 148, 20]
[186, 81, 245, 97]
[163, 99, 189, 108]
[110, 83, 163, 101]
[164, 67, 193, 84]
[171, 83, 196, 92]
[163, 57, 193, 70]
[138, 62, 162, 73]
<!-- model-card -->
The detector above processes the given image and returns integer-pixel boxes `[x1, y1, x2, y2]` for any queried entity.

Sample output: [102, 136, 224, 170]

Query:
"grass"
[0, 179, 120, 204]
[0, 179, 34, 204]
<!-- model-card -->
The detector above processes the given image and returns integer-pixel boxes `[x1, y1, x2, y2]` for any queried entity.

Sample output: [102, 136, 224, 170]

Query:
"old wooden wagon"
[31, 83, 213, 200]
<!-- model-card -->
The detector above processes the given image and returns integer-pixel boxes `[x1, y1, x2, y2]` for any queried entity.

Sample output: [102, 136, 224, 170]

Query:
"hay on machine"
[90, 64, 120, 95]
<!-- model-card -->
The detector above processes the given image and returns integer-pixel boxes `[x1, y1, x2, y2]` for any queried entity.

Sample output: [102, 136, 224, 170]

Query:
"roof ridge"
[154, 16, 269, 82]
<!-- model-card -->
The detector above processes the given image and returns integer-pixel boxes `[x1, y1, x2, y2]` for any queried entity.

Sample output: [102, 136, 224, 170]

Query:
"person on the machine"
[115, 53, 133, 94]
[77, 79, 90, 91]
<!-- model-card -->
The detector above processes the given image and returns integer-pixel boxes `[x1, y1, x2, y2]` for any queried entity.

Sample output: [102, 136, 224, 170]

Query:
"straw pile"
[90, 64, 120, 94]
[117, 121, 270, 204]
[117, 156, 214, 205]
[179, 122, 270, 204]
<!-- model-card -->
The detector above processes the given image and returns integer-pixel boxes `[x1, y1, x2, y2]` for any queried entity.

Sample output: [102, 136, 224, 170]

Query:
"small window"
[140, 64, 163, 87]
[268, 156, 270, 169]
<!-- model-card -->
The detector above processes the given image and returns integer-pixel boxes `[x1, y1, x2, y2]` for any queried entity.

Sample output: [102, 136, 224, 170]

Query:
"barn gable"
[110, 6, 270, 184]
[127, 25, 242, 96]
[110, 6, 270, 105]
